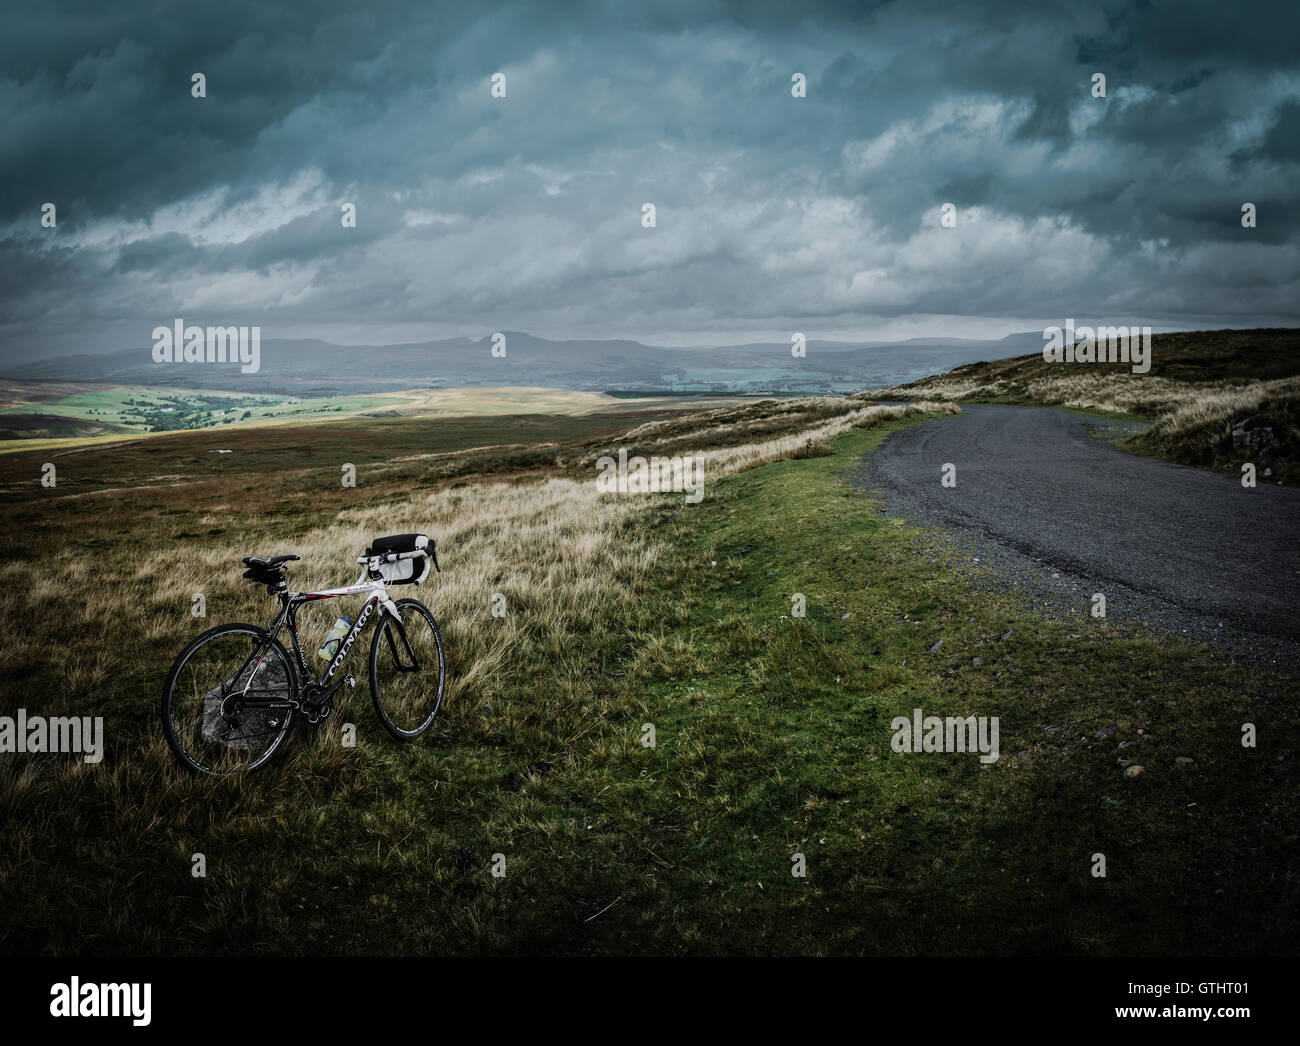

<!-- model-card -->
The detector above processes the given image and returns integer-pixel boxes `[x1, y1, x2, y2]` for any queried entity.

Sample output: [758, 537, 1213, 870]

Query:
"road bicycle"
[162, 533, 446, 775]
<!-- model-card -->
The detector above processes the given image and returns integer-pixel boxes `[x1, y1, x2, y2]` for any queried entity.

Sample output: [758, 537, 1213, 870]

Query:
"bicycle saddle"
[241, 554, 301, 569]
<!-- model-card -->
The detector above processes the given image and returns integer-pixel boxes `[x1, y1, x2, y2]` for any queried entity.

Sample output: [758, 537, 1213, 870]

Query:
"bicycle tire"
[368, 598, 446, 741]
[162, 623, 299, 775]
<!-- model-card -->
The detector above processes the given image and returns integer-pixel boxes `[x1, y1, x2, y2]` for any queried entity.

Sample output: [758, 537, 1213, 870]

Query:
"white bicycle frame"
[259, 549, 430, 690]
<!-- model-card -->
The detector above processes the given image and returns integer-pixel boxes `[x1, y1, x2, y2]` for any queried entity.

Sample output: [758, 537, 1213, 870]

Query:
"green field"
[0, 384, 400, 437]
[0, 383, 725, 456]
[0, 393, 1294, 955]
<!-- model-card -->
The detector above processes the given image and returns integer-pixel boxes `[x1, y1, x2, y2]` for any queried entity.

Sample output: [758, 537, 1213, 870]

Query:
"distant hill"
[867, 327, 1300, 483]
[1, 330, 1048, 397]
[884, 327, 1300, 392]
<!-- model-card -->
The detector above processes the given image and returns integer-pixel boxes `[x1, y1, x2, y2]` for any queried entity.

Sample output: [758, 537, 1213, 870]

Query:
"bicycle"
[162, 533, 446, 775]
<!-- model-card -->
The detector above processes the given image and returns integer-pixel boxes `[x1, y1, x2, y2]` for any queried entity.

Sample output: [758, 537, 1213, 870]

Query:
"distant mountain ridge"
[3, 330, 1047, 397]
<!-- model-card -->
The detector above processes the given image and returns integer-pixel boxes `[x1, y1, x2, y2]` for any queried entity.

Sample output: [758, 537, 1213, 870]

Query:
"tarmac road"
[857, 404, 1300, 666]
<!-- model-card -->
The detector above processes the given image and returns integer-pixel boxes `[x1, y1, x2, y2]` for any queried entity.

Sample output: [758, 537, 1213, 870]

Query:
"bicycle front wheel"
[162, 624, 298, 775]
[369, 598, 446, 740]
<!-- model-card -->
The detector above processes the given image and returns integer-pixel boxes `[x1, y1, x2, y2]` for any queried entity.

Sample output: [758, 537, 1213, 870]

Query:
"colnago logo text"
[329, 598, 376, 679]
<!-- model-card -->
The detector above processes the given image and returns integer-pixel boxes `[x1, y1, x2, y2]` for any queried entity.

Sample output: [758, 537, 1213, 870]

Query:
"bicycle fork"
[384, 620, 422, 672]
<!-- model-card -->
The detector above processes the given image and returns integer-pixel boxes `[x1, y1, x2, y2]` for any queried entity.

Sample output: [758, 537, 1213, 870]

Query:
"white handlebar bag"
[364, 533, 436, 585]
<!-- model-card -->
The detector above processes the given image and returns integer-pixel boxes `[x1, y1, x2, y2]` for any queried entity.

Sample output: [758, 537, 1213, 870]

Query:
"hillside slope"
[866, 328, 1300, 483]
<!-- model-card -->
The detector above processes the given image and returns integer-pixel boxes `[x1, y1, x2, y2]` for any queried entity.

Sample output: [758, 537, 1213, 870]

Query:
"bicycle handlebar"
[356, 549, 424, 563]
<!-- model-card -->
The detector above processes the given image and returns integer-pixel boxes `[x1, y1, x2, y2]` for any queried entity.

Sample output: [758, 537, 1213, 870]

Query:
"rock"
[1000, 630, 1013, 641]
[1231, 419, 1279, 454]
[1094, 725, 1118, 740]
[1124, 765, 1145, 778]
[1175, 756, 1195, 767]
[841, 612, 851, 620]
[1118, 758, 1131, 768]
[929, 639, 944, 654]
[1117, 740, 1134, 749]
[203, 654, 290, 749]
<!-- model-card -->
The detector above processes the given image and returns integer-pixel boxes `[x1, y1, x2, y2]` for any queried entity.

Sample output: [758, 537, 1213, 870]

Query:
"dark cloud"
[0, 0, 1296, 365]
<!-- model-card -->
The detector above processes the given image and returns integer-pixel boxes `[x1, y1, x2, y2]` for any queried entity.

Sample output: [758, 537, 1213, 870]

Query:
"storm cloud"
[1, 0, 1297, 365]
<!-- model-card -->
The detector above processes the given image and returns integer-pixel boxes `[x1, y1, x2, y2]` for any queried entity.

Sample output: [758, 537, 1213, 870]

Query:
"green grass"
[591, 422, 1299, 954]
[1, 407, 1294, 955]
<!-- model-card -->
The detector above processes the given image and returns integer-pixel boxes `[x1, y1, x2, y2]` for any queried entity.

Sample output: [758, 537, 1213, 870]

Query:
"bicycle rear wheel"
[369, 598, 446, 740]
[162, 624, 298, 775]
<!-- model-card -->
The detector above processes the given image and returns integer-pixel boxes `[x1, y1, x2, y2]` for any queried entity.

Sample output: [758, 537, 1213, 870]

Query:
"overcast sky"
[2, 0, 1297, 365]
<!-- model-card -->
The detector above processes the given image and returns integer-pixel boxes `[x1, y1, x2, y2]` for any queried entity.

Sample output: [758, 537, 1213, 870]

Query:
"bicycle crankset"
[298, 675, 355, 725]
